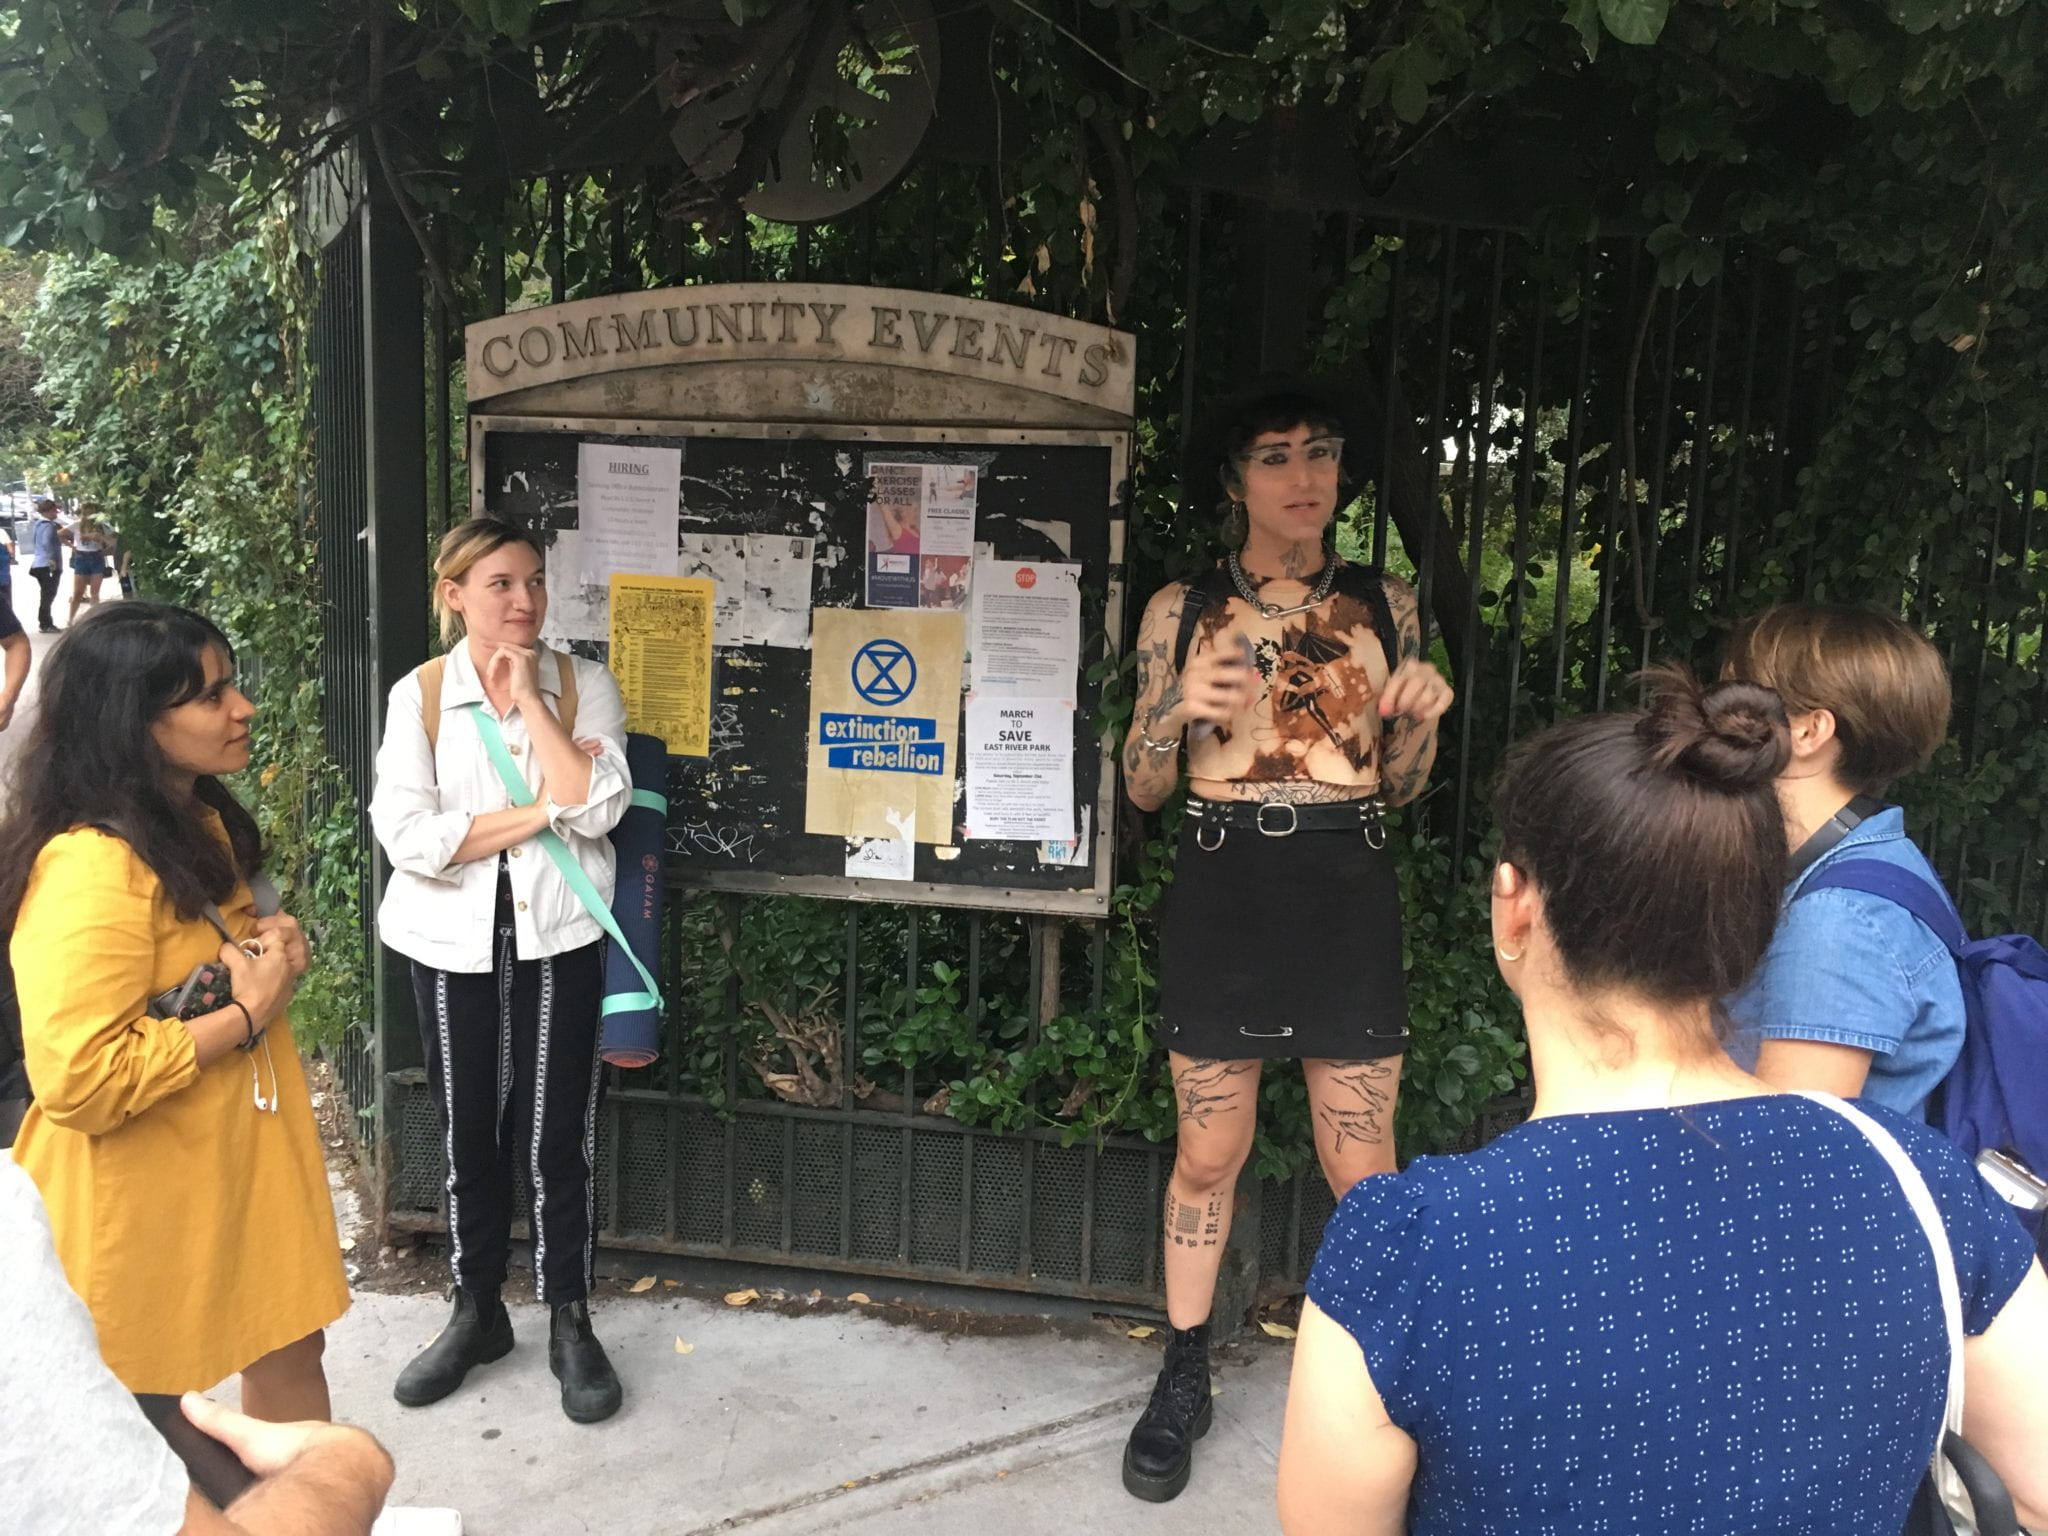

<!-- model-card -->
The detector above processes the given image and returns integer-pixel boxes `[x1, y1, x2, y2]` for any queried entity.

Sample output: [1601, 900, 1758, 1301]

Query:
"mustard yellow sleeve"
[11, 830, 200, 1135]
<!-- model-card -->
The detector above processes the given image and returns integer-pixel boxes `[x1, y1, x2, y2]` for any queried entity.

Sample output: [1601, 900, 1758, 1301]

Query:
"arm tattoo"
[1121, 590, 1189, 807]
[1315, 1059, 1396, 1154]
[1143, 674, 1185, 733]
[1174, 1057, 1256, 1129]
[1376, 576, 1440, 805]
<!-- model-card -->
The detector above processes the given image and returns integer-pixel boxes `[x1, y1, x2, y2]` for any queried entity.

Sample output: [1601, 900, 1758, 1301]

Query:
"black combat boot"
[393, 1287, 514, 1407]
[549, 1300, 623, 1423]
[1121, 1321, 1214, 1501]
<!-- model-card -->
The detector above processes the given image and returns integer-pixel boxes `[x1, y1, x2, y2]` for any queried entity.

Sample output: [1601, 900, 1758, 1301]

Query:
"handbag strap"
[465, 705, 661, 1019]
[1794, 1092, 1964, 1465]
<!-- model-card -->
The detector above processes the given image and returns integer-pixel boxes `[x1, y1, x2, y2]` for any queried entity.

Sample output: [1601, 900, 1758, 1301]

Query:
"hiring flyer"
[578, 442, 681, 584]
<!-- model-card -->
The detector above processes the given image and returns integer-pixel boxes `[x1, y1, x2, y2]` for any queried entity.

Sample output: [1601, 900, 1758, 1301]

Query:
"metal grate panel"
[1090, 1144, 1158, 1287]
[1028, 1144, 1086, 1284]
[909, 1134, 964, 1269]
[849, 1126, 904, 1263]
[791, 1121, 847, 1258]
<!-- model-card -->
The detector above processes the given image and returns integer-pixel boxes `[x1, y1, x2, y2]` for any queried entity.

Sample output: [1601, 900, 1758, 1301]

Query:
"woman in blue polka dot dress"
[1277, 668, 2048, 1535]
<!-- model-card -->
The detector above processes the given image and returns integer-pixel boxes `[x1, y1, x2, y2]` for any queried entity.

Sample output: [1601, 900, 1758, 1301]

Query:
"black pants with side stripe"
[409, 869, 605, 1305]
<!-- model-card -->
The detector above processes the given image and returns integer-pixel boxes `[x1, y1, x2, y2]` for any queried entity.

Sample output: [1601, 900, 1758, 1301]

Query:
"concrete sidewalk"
[326, 1285, 1291, 1536]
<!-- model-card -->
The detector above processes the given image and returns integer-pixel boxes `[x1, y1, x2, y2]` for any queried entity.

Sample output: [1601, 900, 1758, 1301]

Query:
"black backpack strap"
[1333, 564, 1400, 677]
[1171, 566, 1237, 673]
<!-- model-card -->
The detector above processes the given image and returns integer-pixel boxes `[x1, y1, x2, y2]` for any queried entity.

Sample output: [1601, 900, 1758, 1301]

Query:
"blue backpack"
[1802, 860, 2048, 1247]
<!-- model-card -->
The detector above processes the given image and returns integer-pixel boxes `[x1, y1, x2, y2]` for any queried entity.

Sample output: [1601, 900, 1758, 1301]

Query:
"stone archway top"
[465, 283, 1136, 420]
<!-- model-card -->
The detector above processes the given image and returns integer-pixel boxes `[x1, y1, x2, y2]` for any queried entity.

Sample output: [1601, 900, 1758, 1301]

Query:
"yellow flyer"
[609, 574, 714, 756]
[806, 609, 965, 844]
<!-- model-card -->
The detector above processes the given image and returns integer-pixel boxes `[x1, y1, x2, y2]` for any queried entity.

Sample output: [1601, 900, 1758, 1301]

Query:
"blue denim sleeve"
[1748, 890, 1930, 1055]
[1306, 1172, 1433, 1430]
[1881, 1112, 2038, 1335]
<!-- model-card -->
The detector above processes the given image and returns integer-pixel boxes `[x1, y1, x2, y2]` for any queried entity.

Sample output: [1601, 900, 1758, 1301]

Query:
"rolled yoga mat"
[600, 731, 669, 1068]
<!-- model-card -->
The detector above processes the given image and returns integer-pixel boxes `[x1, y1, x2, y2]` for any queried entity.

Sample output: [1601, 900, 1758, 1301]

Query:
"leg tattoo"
[1165, 1188, 1227, 1250]
[1174, 1058, 1256, 1130]
[1315, 1059, 1396, 1156]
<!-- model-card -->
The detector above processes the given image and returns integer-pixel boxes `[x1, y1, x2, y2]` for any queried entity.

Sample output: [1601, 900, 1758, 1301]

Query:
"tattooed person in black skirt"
[1118, 381, 1453, 1502]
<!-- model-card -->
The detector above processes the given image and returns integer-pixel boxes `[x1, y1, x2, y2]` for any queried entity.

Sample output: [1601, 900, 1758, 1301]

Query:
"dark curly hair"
[0, 602, 262, 927]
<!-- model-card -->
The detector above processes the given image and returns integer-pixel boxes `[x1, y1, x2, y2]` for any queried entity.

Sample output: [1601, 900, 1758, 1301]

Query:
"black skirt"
[1157, 810, 1410, 1061]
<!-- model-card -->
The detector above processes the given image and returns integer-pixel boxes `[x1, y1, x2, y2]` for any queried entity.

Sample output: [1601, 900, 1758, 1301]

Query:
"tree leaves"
[1595, 0, 1670, 47]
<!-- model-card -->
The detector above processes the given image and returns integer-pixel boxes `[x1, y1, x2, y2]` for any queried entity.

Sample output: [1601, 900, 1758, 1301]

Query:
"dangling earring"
[1495, 943, 1525, 963]
[1220, 498, 1248, 549]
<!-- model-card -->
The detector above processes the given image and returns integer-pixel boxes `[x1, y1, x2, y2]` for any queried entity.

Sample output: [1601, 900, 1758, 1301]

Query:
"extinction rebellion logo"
[820, 641, 944, 775]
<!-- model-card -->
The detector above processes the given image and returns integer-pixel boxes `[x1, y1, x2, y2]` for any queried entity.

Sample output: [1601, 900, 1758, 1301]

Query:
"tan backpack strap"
[415, 656, 445, 757]
[555, 649, 579, 738]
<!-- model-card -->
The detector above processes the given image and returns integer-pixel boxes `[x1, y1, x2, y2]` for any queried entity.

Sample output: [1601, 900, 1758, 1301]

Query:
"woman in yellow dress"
[0, 602, 348, 1417]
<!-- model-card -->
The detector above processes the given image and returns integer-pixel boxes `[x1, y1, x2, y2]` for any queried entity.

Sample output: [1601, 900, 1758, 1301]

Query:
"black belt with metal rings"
[1184, 795, 1388, 850]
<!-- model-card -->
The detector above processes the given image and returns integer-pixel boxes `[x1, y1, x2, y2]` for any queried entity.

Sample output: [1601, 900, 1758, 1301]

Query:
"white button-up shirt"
[370, 642, 632, 973]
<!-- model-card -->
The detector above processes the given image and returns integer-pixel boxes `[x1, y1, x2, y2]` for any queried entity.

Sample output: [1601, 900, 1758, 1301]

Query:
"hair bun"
[1636, 665, 1790, 793]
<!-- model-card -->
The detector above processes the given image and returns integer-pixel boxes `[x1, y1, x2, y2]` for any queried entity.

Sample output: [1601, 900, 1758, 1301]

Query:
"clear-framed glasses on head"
[1235, 435, 1344, 473]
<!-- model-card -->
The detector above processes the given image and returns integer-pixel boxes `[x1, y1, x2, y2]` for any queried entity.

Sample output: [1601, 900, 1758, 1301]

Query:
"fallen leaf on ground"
[1258, 1320, 1298, 1340]
[841, 1481, 859, 1490]
[628, 1275, 657, 1294]
[663, 1279, 679, 1289]
[846, 1292, 872, 1305]
[1126, 1325, 1157, 1339]
[724, 1288, 761, 1307]
[674, 1337, 694, 1354]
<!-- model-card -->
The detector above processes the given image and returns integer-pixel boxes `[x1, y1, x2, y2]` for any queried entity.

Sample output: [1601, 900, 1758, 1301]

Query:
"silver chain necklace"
[1228, 548, 1339, 619]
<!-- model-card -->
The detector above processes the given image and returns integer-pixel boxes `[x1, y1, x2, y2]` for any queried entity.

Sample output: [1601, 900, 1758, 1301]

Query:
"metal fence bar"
[1505, 298, 1544, 730]
[1638, 293, 1678, 670]
[1723, 272, 1764, 606]
[1552, 247, 1595, 707]
[1684, 272, 1723, 604]
[1450, 236, 1505, 862]
[1418, 227, 1457, 660]
[1374, 229, 1405, 569]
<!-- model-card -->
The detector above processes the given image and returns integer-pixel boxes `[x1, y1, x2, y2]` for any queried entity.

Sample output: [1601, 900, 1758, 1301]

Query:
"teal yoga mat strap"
[467, 707, 662, 1013]
[630, 788, 668, 814]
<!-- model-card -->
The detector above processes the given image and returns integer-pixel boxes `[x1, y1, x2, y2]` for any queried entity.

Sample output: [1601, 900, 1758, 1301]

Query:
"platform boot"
[1120, 1321, 1214, 1501]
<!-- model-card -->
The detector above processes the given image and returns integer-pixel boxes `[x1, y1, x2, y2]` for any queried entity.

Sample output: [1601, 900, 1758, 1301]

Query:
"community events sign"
[805, 609, 964, 845]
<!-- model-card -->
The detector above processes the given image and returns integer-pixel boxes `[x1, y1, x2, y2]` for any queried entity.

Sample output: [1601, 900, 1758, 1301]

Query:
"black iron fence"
[312, 159, 2045, 1310]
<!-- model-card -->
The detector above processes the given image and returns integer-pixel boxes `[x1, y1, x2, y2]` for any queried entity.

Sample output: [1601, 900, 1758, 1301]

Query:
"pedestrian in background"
[67, 501, 112, 626]
[0, 518, 28, 730]
[27, 496, 64, 631]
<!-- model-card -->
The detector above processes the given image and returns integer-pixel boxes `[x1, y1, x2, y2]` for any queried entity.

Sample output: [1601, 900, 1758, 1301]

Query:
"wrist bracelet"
[1139, 727, 1182, 755]
[228, 998, 259, 1051]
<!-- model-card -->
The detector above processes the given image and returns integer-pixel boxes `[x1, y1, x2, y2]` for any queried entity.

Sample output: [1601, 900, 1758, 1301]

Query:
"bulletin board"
[472, 417, 1127, 916]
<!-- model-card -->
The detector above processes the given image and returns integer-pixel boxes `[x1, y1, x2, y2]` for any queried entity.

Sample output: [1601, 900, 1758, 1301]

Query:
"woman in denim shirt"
[1723, 603, 1963, 1118]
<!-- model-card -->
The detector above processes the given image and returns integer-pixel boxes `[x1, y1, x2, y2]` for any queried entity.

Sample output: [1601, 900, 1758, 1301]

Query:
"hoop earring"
[1494, 944, 1525, 963]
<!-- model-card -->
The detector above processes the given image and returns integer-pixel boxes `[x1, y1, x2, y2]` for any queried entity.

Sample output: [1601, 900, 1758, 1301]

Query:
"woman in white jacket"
[370, 516, 632, 1424]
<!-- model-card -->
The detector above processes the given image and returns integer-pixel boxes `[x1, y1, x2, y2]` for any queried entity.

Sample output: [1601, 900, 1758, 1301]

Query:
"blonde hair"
[1724, 603, 1951, 794]
[433, 517, 545, 646]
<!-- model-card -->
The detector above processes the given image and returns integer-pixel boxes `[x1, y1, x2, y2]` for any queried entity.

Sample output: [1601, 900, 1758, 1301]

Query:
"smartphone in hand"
[1191, 635, 1257, 743]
